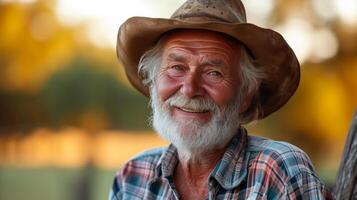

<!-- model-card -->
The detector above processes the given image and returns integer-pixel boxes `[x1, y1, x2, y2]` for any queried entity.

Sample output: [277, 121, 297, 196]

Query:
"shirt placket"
[208, 179, 220, 200]
[167, 176, 180, 200]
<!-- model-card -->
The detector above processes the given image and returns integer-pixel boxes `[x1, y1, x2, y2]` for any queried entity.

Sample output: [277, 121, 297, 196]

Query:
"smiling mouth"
[176, 106, 209, 113]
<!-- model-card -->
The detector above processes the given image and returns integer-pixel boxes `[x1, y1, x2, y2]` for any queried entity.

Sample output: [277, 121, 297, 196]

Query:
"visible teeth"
[179, 107, 206, 113]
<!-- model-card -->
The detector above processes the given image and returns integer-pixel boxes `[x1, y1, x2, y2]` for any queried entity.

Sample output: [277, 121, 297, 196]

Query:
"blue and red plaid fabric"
[109, 128, 334, 199]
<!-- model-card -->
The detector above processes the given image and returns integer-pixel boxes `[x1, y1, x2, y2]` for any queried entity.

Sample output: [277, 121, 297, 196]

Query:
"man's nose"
[180, 71, 204, 98]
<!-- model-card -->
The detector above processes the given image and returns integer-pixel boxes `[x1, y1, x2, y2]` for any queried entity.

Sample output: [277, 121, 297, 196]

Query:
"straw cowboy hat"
[116, 0, 300, 119]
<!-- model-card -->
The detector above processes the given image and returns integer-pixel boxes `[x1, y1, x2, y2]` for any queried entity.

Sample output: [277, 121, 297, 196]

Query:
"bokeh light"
[334, 0, 357, 25]
[54, 0, 186, 48]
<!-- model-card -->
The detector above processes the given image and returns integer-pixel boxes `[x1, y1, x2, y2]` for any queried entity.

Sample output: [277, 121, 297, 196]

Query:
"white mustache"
[166, 94, 219, 113]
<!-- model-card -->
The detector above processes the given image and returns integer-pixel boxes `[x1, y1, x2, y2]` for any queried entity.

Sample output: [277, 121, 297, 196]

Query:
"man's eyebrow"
[167, 53, 187, 62]
[202, 58, 226, 68]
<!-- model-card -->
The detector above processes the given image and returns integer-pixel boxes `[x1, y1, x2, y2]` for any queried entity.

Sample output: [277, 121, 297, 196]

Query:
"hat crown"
[171, 0, 247, 23]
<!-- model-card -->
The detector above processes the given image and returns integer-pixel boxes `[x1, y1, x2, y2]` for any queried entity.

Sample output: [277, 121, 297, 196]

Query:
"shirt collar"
[210, 128, 248, 190]
[154, 127, 248, 189]
[155, 143, 178, 178]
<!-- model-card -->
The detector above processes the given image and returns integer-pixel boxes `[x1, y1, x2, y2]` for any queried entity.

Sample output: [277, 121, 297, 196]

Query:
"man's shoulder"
[246, 135, 316, 178]
[243, 135, 334, 199]
[247, 135, 305, 155]
[110, 147, 167, 199]
[115, 147, 166, 179]
[130, 147, 166, 161]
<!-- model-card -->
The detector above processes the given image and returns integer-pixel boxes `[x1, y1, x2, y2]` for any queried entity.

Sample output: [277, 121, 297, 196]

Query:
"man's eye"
[208, 71, 222, 77]
[171, 65, 183, 71]
[167, 64, 185, 77]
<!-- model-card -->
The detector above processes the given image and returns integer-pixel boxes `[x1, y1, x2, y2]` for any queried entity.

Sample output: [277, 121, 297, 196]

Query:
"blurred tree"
[38, 58, 150, 131]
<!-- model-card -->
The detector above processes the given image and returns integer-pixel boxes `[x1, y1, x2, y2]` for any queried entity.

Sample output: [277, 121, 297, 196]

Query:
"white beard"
[150, 85, 241, 156]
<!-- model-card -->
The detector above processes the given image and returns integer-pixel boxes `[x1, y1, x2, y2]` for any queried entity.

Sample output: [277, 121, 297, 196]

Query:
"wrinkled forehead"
[160, 29, 242, 52]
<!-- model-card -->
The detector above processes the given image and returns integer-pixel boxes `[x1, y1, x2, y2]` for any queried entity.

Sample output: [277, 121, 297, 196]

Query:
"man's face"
[151, 30, 242, 153]
[157, 30, 241, 123]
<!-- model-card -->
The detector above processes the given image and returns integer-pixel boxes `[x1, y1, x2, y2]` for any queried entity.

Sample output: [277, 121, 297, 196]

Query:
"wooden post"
[334, 111, 357, 200]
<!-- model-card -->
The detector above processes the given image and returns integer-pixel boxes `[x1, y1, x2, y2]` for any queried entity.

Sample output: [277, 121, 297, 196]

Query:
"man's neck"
[173, 148, 226, 200]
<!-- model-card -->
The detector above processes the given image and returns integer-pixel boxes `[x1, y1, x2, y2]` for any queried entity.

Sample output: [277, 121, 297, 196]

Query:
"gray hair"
[138, 37, 266, 124]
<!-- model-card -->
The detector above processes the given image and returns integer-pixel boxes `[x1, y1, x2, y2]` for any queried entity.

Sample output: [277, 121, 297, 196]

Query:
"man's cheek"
[203, 85, 237, 107]
[157, 74, 182, 101]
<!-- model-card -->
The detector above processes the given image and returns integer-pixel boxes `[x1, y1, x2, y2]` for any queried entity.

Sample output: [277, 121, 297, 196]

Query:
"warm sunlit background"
[0, 0, 357, 199]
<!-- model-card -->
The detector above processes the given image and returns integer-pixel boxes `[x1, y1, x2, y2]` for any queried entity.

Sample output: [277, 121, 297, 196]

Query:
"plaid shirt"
[109, 128, 334, 199]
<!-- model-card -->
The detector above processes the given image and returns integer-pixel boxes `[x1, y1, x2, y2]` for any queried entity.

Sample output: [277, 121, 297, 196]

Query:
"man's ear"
[239, 92, 255, 114]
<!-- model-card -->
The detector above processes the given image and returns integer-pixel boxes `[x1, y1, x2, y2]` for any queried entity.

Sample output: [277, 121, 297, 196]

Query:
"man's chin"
[175, 119, 207, 130]
[161, 124, 220, 150]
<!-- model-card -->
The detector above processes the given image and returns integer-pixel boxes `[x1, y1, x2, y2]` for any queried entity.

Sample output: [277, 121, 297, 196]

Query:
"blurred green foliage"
[38, 58, 150, 131]
[0, 58, 151, 132]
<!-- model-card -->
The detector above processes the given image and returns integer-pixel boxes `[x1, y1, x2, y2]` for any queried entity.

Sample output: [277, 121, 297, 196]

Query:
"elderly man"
[110, 0, 333, 199]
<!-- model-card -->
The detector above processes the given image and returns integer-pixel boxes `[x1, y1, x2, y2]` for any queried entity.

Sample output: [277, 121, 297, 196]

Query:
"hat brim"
[117, 17, 300, 119]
